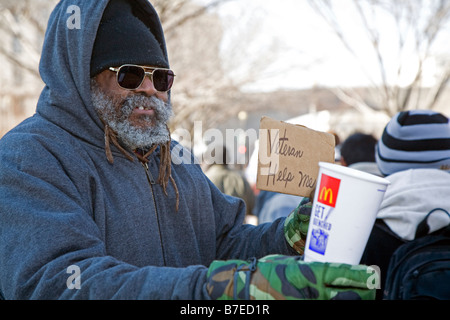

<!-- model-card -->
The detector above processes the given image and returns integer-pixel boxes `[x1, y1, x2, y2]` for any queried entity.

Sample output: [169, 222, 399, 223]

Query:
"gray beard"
[90, 79, 173, 150]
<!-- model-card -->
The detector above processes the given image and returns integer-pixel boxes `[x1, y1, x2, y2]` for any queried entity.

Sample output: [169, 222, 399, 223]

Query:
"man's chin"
[130, 121, 155, 130]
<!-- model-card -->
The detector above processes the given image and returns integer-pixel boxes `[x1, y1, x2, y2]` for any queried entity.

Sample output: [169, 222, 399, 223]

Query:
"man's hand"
[206, 254, 377, 300]
[284, 197, 312, 255]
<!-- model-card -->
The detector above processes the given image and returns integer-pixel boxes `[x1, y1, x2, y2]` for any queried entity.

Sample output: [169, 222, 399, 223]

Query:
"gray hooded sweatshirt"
[0, 0, 294, 299]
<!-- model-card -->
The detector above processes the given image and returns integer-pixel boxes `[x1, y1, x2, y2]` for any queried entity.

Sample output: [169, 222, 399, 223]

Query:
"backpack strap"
[415, 208, 450, 238]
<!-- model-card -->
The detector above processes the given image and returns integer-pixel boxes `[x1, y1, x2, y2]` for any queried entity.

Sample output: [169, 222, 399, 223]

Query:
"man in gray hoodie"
[0, 0, 376, 300]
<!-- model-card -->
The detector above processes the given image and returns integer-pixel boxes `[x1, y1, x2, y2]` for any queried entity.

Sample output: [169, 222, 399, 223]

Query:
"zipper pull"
[142, 162, 156, 185]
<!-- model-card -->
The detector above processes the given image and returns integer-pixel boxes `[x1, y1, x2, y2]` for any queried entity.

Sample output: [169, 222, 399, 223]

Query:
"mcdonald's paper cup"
[303, 162, 390, 265]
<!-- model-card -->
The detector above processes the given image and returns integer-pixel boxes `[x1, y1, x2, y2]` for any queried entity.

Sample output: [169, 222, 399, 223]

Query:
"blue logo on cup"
[309, 228, 329, 255]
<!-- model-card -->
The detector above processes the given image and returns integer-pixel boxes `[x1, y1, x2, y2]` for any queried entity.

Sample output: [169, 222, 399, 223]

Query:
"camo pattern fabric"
[284, 197, 312, 255]
[206, 254, 377, 300]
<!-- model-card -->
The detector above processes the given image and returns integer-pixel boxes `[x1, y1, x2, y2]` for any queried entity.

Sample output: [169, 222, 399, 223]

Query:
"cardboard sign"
[256, 116, 335, 197]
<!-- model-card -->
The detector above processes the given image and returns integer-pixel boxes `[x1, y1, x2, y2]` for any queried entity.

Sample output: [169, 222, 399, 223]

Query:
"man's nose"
[134, 75, 158, 96]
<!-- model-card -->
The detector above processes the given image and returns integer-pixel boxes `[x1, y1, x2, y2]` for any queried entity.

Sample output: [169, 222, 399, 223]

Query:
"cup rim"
[318, 161, 391, 185]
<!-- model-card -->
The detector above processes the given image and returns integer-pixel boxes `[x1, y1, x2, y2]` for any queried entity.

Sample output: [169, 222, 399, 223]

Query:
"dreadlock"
[104, 123, 180, 212]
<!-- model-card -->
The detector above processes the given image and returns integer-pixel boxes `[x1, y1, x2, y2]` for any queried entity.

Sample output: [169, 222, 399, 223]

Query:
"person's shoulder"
[169, 139, 209, 180]
[1, 115, 47, 148]
[169, 139, 200, 165]
[0, 115, 82, 164]
[387, 168, 449, 181]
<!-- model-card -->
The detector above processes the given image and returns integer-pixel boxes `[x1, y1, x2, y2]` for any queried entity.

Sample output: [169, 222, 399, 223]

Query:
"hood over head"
[36, 0, 169, 152]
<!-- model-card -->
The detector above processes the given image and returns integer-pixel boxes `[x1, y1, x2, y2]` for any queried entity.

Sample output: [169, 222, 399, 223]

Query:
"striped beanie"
[376, 110, 450, 176]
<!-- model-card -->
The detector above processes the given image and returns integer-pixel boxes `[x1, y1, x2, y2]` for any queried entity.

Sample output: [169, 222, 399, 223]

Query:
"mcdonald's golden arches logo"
[317, 174, 341, 208]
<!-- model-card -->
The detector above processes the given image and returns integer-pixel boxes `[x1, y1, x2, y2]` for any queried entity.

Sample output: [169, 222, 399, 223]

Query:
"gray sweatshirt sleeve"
[0, 136, 211, 300]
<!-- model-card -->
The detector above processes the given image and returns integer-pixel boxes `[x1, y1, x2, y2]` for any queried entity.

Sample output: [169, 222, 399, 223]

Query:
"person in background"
[360, 109, 450, 299]
[204, 144, 256, 224]
[0, 0, 376, 300]
[340, 132, 382, 176]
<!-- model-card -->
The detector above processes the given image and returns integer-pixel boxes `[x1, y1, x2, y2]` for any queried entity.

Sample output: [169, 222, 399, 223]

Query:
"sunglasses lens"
[153, 69, 175, 92]
[117, 66, 145, 89]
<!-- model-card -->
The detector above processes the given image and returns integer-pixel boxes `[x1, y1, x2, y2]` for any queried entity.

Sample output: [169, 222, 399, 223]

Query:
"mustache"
[120, 94, 172, 121]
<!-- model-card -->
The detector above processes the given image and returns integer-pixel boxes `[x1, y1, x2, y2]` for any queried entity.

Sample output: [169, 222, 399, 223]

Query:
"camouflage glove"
[284, 197, 312, 255]
[206, 254, 377, 300]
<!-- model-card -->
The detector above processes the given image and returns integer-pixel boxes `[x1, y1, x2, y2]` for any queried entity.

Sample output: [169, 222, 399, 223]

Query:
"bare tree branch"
[307, 0, 450, 116]
[162, 0, 235, 34]
[0, 45, 39, 77]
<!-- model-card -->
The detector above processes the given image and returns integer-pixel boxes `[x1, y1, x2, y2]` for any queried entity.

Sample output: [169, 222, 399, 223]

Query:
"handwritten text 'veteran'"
[269, 129, 304, 159]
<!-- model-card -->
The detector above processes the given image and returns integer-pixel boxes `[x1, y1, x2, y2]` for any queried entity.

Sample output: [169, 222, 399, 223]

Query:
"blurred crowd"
[204, 109, 450, 299]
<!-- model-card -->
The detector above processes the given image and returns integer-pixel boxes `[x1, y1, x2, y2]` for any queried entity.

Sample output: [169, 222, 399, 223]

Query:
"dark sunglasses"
[109, 64, 175, 92]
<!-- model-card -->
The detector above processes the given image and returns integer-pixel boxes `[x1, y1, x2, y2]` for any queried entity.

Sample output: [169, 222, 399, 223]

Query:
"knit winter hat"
[376, 110, 450, 176]
[90, 0, 169, 77]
